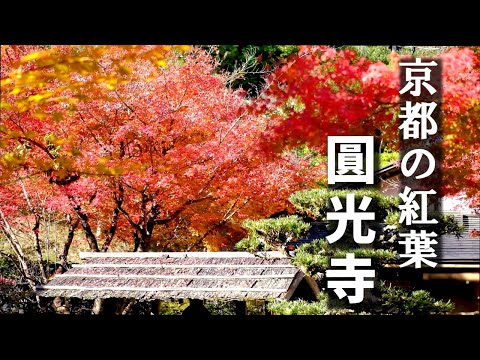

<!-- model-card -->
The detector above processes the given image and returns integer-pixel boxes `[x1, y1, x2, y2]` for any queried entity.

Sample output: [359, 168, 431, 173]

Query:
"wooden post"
[92, 298, 104, 315]
[304, 275, 322, 298]
[234, 300, 246, 316]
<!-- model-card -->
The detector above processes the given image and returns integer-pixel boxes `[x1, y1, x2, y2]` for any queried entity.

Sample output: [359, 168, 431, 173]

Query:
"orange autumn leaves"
[1, 45, 478, 254]
[1, 45, 320, 251]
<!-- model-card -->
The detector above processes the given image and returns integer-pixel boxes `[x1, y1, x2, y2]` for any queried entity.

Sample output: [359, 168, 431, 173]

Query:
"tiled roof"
[36, 252, 306, 301]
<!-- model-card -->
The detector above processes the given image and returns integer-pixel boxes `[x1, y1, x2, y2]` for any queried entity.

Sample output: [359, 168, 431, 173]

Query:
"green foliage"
[289, 188, 331, 220]
[292, 240, 396, 275]
[380, 211, 464, 251]
[246, 300, 269, 315]
[291, 241, 331, 274]
[236, 215, 310, 252]
[344, 46, 445, 65]
[157, 301, 188, 315]
[267, 293, 352, 315]
[379, 209, 464, 256]
[242, 215, 311, 239]
[269, 281, 454, 315]
[289, 188, 399, 222]
[0, 256, 13, 277]
[204, 300, 236, 315]
[441, 215, 465, 237]
[267, 299, 328, 315]
[0, 255, 40, 314]
[384, 211, 400, 226]
[377, 151, 399, 169]
[204, 45, 298, 96]
[292, 144, 326, 167]
[348, 46, 392, 64]
[262, 185, 458, 315]
[346, 248, 397, 267]
[235, 235, 269, 252]
[379, 282, 454, 315]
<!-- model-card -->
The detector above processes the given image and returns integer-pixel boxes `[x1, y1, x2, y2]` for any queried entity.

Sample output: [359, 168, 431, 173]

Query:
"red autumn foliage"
[1, 46, 321, 252]
[255, 46, 480, 209]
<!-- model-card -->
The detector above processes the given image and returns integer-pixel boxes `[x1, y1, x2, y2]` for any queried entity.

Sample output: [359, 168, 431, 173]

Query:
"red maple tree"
[255, 45, 480, 209]
[1, 45, 321, 258]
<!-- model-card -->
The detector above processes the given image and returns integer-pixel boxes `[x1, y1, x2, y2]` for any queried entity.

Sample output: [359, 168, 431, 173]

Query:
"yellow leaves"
[178, 45, 190, 52]
[97, 76, 118, 91]
[68, 148, 82, 156]
[74, 56, 94, 64]
[20, 51, 43, 62]
[0, 101, 11, 110]
[28, 91, 54, 103]
[146, 71, 158, 82]
[10, 99, 33, 113]
[45, 134, 67, 146]
[3, 129, 23, 139]
[33, 111, 47, 120]
[109, 166, 125, 176]
[54, 156, 74, 169]
[9, 87, 21, 95]
[3, 45, 189, 115]
[52, 112, 63, 122]
[1, 152, 26, 169]
[104, 83, 117, 91]
[1, 78, 11, 86]
[94, 160, 125, 176]
[118, 65, 132, 75]
[67, 96, 80, 104]
[53, 63, 70, 73]
[97, 157, 110, 164]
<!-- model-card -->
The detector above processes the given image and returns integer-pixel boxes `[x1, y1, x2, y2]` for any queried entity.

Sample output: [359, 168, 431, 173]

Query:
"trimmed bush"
[379, 282, 454, 315]
[236, 215, 310, 252]
[292, 240, 396, 275]
[267, 293, 352, 315]
[289, 188, 399, 222]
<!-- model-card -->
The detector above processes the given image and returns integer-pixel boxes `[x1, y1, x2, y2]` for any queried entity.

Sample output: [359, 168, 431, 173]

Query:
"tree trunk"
[102, 183, 124, 252]
[32, 216, 47, 283]
[0, 209, 37, 293]
[133, 228, 152, 252]
[101, 206, 120, 252]
[19, 180, 47, 283]
[56, 215, 78, 274]
[133, 231, 142, 252]
[69, 198, 99, 252]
